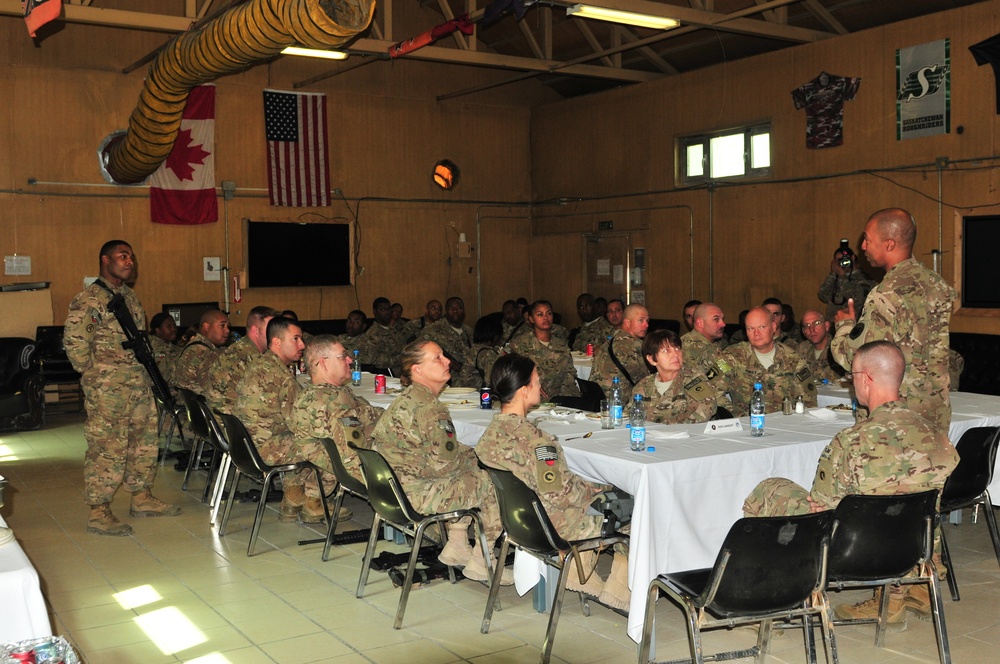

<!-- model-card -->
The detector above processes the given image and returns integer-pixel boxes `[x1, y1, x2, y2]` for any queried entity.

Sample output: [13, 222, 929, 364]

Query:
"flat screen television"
[962, 215, 1000, 308]
[246, 220, 351, 288]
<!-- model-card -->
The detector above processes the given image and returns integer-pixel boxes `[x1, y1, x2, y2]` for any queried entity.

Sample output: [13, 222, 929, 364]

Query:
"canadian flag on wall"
[150, 85, 218, 225]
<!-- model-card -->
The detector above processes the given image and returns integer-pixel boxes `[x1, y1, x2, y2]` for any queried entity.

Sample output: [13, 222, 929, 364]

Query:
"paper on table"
[646, 430, 690, 440]
[808, 408, 839, 420]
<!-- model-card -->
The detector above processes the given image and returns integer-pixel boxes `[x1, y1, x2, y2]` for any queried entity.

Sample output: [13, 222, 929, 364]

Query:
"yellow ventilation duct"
[99, 0, 374, 185]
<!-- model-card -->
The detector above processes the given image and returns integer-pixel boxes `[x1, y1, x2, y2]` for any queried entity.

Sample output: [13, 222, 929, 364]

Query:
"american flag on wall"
[263, 90, 330, 207]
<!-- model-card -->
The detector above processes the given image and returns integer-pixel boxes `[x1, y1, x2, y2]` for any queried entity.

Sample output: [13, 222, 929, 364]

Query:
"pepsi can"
[479, 387, 492, 410]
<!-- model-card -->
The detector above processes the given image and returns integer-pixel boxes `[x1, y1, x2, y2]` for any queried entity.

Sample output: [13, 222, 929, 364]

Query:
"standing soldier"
[64, 240, 180, 536]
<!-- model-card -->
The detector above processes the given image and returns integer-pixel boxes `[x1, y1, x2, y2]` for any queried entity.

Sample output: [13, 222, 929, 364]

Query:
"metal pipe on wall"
[99, 0, 374, 185]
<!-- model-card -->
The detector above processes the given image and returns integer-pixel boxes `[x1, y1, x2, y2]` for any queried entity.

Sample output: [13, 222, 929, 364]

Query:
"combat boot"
[438, 521, 474, 566]
[903, 584, 933, 621]
[130, 490, 182, 517]
[279, 484, 306, 522]
[566, 550, 605, 597]
[833, 587, 907, 632]
[299, 498, 354, 524]
[598, 553, 631, 611]
[462, 539, 513, 585]
[88, 504, 133, 536]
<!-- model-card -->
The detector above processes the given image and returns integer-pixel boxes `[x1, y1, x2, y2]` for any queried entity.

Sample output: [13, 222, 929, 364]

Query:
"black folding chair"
[939, 426, 1000, 601]
[639, 512, 837, 664]
[177, 388, 219, 501]
[318, 437, 370, 561]
[479, 462, 628, 664]
[827, 490, 950, 664]
[217, 413, 330, 556]
[351, 443, 493, 629]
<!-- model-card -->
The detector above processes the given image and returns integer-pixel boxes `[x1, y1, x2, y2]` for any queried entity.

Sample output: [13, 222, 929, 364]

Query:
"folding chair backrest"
[321, 438, 367, 498]
[827, 489, 937, 582]
[942, 426, 1000, 509]
[352, 444, 422, 525]
[577, 378, 607, 403]
[218, 412, 268, 482]
[706, 511, 834, 617]
[178, 388, 211, 440]
[481, 463, 571, 554]
[198, 402, 229, 454]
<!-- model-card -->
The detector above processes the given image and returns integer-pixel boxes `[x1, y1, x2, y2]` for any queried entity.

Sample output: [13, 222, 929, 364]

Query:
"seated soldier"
[572, 293, 613, 353]
[201, 306, 278, 415]
[743, 340, 958, 630]
[589, 303, 651, 401]
[338, 309, 367, 359]
[361, 297, 404, 374]
[421, 297, 481, 388]
[401, 299, 443, 343]
[713, 306, 817, 413]
[681, 302, 728, 375]
[796, 310, 844, 384]
[471, 315, 505, 386]
[371, 340, 508, 583]
[477, 354, 632, 609]
[149, 312, 180, 385]
[508, 300, 580, 399]
[235, 317, 338, 524]
[289, 335, 384, 514]
[173, 309, 230, 393]
[632, 329, 725, 424]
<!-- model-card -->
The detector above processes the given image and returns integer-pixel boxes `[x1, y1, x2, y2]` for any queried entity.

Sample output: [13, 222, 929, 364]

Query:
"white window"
[678, 124, 771, 185]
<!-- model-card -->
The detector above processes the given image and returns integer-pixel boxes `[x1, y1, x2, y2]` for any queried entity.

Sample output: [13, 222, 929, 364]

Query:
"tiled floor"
[2, 414, 999, 663]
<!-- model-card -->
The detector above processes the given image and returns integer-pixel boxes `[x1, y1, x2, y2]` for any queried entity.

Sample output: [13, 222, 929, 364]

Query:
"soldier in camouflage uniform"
[508, 301, 580, 398]
[290, 336, 384, 492]
[172, 309, 230, 393]
[796, 310, 845, 384]
[64, 241, 180, 536]
[361, 297, 404, 374]
[589, 304, 651, 401]
[371, 340, 506, 583]
[421, 297, 482, 388]
[401, 299, 443, 344]
[713, 307, 817, 413]
[831, 208, 957, 434]
[817, 248, 877, 320]
[235, 317, 331, 523]
[633, 330, 725, 424]
[571, 293, 614, 353]
[743, 341, 957, 629]
[149, 312, 180, 385]
[681, 303, 728, 376]
[201, 306, 278, 415]
[477, 353, 632, 609]
[337, 310, 367, 360]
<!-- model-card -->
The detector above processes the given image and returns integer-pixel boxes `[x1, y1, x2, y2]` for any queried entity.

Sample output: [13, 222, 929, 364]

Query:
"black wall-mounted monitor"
[246, 220, 351, 288]
[962, 215, 1000, 308]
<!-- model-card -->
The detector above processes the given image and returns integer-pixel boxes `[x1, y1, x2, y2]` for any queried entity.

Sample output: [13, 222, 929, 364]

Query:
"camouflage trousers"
[82, 381, 159, 506]
[742, 477, 812, 518]
[402, 469, 503, 543]
[255, 432, 340, 499]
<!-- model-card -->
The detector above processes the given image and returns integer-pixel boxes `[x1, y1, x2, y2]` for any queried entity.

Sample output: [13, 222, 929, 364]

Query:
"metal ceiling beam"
[0, 0, 194, 32]
[611, 24, 678, 75]
[350, 37, 659, 81]
[802, 0, 848, 35]
[575, 20, 617, 68]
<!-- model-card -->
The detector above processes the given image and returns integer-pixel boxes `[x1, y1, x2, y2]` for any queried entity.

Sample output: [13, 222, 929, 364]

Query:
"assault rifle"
[105, 293, 176, 412]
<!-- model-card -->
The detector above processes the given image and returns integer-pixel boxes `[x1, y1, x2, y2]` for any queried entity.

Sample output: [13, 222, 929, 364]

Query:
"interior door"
[584, 234, 631, 303]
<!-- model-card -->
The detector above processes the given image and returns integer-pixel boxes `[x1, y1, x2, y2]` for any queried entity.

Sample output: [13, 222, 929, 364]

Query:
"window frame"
[677, 123, 771, 186]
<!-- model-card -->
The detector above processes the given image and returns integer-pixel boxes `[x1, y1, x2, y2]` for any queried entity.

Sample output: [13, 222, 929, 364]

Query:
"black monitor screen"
[246, 220, 351, 288]
[962, 215, 1000, 308]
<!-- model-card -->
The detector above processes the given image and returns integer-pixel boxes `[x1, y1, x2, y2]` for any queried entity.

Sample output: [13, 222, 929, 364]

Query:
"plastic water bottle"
[750, 382, 765, 437]
[609, 377, 624, 428]
[351, 350, 362, 386]
[629, 394, 646, 451]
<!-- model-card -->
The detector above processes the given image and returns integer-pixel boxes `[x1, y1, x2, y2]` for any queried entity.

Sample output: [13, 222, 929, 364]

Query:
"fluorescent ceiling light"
[280, 46, 348, 60]
[566, 4, 680, 30]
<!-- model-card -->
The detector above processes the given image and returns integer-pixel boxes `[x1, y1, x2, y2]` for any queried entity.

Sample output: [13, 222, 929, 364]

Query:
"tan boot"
[438, 521, 474, 566]
[833, 587, 907, 632]
[300, 498, 353, 524]
[88, 504, 133, 536]
[598, 553, 631, 611]
[279, 484, 306, 522]
[463, 540, 513, 585]
[903, 584, 933, 621]
[566, 550, 605, 597]
[129, 490, 181, 518]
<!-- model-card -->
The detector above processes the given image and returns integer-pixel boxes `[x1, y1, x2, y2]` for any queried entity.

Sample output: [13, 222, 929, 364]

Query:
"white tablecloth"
[0, 515, 51, 642]
[355, 375, 1000, 642]
[572, 353, 592, 381]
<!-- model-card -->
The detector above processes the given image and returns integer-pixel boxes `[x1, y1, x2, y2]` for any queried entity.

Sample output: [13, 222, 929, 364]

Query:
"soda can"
[586, 343, 594, 356]
[374, 374, 386, 394]
[479, 387, 492, 410]
[8, 646, 36, 664]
